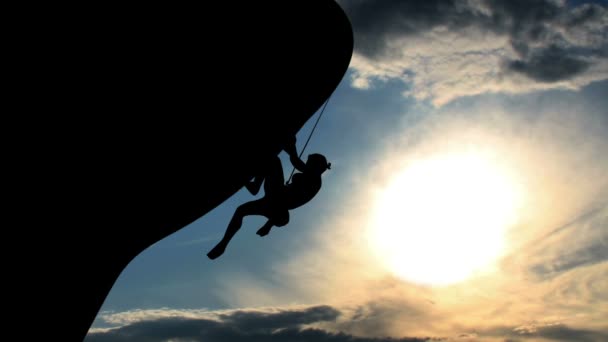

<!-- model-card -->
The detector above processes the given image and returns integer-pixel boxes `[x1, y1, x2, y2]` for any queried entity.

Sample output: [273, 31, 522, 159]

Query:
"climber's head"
[306, 153, 331, 175]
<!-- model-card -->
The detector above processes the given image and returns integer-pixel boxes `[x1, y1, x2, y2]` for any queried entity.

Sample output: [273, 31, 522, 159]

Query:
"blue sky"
[88, 1, 607, 341]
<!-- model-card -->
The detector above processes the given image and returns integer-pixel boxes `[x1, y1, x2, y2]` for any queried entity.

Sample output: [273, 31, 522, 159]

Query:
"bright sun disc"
[368, 152, 521, 286]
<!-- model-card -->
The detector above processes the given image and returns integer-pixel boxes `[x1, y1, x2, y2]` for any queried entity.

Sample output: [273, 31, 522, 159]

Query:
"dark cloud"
[564, 2, 607, 28]
[484, 0, 562, 38]
[86, 305, 437, 342]
[494, 2, 607, 82]
[488, 323, 608, 342]
[341, 0, 607, 82]
[341, 0, 485, 57]
[218, 305, 341, 332]
[506, 45, 591, 82]
[536, 325, 608, 342]
[86, 304, 608, 342]
[342, 0, 566, 55]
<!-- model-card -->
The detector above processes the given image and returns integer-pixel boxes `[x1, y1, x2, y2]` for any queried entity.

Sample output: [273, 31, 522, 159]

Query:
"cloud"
[527, 205, 608, 278]
[87, 303, 608, 342]
[86, 305, 438, 342]
[505, 45, 591, 82]
[340, 0, 608, 105]
[340, 0, 485, 58]
[531, 324, 608, 342]
[487, 322, 608, 342]
[217, 305, 341, 331]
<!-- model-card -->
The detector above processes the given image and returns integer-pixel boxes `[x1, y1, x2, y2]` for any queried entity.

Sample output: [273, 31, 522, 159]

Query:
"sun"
[368, 151, 522, 286]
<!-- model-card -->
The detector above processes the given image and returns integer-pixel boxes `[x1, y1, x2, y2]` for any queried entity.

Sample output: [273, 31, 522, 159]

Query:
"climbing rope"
[286, 94, 332, 184]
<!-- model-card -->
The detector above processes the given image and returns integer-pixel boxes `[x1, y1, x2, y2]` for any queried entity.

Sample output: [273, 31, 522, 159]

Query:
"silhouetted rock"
[22, 2, 352, 340]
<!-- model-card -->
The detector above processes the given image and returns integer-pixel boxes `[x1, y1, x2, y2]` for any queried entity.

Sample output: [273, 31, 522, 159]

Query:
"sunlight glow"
[368, 151, 522, 286]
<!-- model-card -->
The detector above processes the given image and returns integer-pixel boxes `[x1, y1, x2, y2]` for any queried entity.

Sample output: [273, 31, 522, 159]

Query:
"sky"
[87, 1, 607, 341]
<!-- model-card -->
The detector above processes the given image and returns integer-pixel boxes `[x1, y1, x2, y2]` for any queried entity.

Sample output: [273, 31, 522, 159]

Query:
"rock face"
[26, 2, 353, 340]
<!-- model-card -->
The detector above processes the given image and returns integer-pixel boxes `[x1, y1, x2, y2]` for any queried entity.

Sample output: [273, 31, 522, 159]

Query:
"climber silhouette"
[207, 136, 331, 259]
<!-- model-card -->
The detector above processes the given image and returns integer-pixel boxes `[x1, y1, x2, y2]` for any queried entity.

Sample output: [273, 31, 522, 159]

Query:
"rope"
[286, 95, 332, 184]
